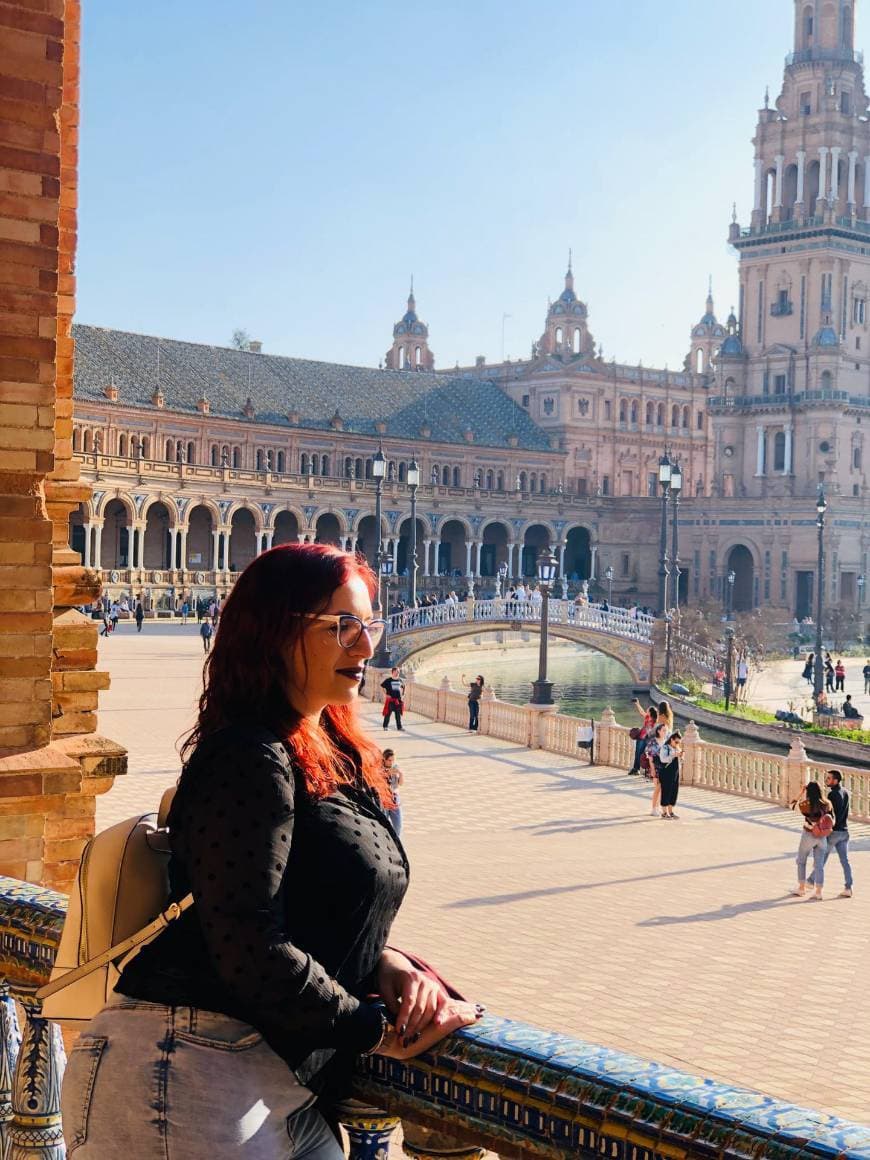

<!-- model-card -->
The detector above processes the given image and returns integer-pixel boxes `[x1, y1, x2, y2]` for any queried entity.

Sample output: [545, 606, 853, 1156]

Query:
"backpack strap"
[36, 893, 194, 1002]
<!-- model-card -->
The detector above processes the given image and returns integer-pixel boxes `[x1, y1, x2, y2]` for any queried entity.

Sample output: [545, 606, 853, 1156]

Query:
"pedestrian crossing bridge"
[385, 598, 656, 686]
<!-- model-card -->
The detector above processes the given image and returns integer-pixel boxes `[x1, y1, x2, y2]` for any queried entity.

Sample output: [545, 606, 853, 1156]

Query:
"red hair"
[182, 543, 389, 804]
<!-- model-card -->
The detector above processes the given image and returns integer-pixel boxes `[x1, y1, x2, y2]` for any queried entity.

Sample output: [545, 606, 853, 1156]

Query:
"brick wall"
[0, 0, 124, 890]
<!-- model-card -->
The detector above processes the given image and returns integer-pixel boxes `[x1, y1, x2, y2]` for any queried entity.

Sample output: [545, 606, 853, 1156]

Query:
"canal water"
[409, 635, 777, 753]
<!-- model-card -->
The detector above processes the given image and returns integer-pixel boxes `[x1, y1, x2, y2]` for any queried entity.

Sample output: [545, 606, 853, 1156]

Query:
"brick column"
[0, 0, 124, 891]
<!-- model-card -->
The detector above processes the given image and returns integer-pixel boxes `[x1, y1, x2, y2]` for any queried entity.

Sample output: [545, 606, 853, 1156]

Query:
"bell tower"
[385, 282, 435, 371]
[538, 253, 595, 360]
[712, 0, 870, 500]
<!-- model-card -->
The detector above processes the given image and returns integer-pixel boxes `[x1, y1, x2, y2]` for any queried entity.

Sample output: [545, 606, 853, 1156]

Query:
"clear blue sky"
[77, 1, 812, 371]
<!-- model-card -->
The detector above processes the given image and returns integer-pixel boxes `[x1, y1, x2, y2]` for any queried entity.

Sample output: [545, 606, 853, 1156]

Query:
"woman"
[657, 700, 674, 734]
[835, 659, 846, 692]
[382, 747, 404, 835]
[645, 722, 669, 816]
[61, 544, 481, 1158]
[802, 653, 814, 684]
[628, 699, 656, 776]
[462, 673, 484, 731]
[656, 731, 683, 819]
[790, 781, 833, 900]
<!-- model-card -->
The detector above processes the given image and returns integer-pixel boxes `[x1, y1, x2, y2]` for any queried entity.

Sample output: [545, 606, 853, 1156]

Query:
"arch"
[629, 400, 639, 425]
[398, 461, 407, 483]
[276, 451, 285, 473]
[140, 494, 178, 527]
[100, 498, 131, 569]
[300, 452, 310, 473]
[442, 466, 450, 486]
[530, 473, 537, 494]
[118, 433, 128, 457]
[321, 454, 329, 476]
[806, 158, 821, 215]
[229, 507, 258, 572]
[480, 520, 510, 577]
[452, 466, 461, 487]
[782, 163, 798, 217]
[853, 445, 862, 469]
[485, 470, 494, 490]
[68, 502, 87, 562]
[365, 458, 373, 480]
[396, 515, 428, 578]
[521, 523, 553, 577]
[143, 500, 172, 569]
[230, 446, 239, 468]
[437, 518, 469, 576]
[355, 457, 364, 479]
[94, 490, 135, 522]
[564, 526, 592, 582]
[141, 436, 151, 459]
[72, 426, 81, 452]
[83, 429, 93, 454]
[165, 438, 173, 462]
[519, 470, 528, 490]
[415, 346, 422, 366]
[186, 441, 195, 464]
[256, 449, 265, 471]
[656, 402, 665, 426]
[573, 328, 581, 354]
[820, 369, 833, 391]
[645, 401, 654, 426]
[671, 404, 680, 428]
[682, 405, 690, 428]
[211, 444, 219, 466]
[186, 503, 215, 569]
[696, 348, 705, 373]
[273, 509, 301, 546]
[496, 471, 504, 491]
[619, 398, 628, 423]
[540, 473, 547, 493]
[726, 544, 756, 612]
[803, 3, 815, 49]
[224, 500, 264, 533]
[555, 326, 563, 345]
[313, 511, 348, 544]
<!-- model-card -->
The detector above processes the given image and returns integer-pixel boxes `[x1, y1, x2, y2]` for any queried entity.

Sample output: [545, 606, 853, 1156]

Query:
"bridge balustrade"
[387, 600, 653, 645]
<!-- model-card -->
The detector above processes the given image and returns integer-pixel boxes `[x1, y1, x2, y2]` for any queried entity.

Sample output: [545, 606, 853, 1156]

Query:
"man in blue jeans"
[809, 769, 853, 898]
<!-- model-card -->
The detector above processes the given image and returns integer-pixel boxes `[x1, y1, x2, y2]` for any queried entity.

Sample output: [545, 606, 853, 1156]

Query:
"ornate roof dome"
[812, 326, 840, 348]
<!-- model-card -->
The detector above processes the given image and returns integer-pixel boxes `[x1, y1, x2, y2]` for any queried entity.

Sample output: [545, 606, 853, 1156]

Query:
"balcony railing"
[708, 389, 867, 411]
[786, 46, 863, 65]
[770, 301, 793, 317]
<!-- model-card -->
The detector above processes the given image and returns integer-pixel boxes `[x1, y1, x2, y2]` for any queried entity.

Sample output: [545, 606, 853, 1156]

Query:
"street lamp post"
[813, 488, 828, 703]
[496, 562, 508, 598]
[375, 553, 394, 668]
[859, 573, 866, 648]
[604, 565, 614, 606]
[407, 458, 420, 608]
[664, 613, 673, 681]
[670, 459, 682, 611]
[657, 453, 672, 612]
[530, 548, 559, 706]
[724, 626, 735, 711]
[371, 448, 386, 611]
[725, 569, 736, 621]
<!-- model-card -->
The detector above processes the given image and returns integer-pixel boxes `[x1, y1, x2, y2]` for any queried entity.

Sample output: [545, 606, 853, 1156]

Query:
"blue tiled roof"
[72, 324, 553, 451]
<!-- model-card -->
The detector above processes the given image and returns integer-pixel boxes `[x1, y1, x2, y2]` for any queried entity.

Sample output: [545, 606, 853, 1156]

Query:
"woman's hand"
[375, 948, 451, 1041]
[376, 1000, 481, 1060]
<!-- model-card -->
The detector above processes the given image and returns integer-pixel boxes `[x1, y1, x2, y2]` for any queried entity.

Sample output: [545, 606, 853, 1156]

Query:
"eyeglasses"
[297, 613, 386, 650]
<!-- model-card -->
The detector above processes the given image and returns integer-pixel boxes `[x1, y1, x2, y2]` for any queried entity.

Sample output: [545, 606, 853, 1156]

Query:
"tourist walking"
[790, 781, 834, 900]
[808, 770, 853, 898]
[463, 673, 484, 731]
[99, 611, 111, 638]
[181, 600, 189, 625]
[383, 748, 404, 835]
[135, 600, 144, 633]
[825, 657, 835, 693]
[199, 617, 213, 653]
[802, 653, 815, 685]
[109, 601, 120, 632]
[736, 654, 749, 703]
[835, 659, 846, 692]
[628, 699, 657, 776]
[863, 659, 870, 695]
[656, 731, 683, 818]
[381, 666, 405, 731]
[61, 543, 480, 1157]
[646, 722, 668, 816]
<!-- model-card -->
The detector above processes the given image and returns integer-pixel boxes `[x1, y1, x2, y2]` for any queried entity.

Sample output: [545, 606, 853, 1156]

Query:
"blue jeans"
[630, 734, 646, 772]
[796, 830, 827, 887]
[809, 829, 852, 889]
[387, 807, 402, 836]
[61, 995, 343, 1159]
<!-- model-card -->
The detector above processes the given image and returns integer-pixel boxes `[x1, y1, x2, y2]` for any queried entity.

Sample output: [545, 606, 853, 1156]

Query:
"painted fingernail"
[411, 1032, 421, 1043]
[398, 1023, 407, 1035]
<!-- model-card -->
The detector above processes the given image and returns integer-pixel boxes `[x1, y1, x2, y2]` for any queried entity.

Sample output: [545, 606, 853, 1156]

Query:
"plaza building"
[69, 0, 870, 619]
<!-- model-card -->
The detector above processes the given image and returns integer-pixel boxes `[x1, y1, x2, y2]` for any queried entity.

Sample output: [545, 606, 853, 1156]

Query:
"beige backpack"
[37, 787, 192, 1025]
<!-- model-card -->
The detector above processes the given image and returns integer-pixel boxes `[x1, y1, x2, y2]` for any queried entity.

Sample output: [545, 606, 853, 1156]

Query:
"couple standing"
[791, 770, 853, 901]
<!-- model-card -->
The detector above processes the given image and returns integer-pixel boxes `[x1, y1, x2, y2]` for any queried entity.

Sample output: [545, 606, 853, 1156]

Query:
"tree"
[231, 328, 252, 351]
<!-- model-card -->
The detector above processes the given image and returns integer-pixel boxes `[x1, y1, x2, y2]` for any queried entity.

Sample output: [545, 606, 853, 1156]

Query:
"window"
[821, 370, 833, 391]
[519, 471, 528, 490]
[187, 441, 195, 464]
[621, 553, 630, 577]
[542, 397, 555, 416]
[344, 456, 353, 478]
[841, 91, 851, 115]
[822, 273, 833, 311]
[300, 452, 309, 473]
[211, 444, 219, 466]
[697, 410, 704, 430]
[452, 466, 461, 487]
[619, 399, 627, 423]
[774, 373, 787, 394]
[530, 473, 537, 493]
[496, 471, 504, 490]
[671, 405, 680, 428]
[577, 477, 588, 497]
[696, 348, 704, 373]
[233, 447, 241, 468]
[521, 394, 530, 408]
[142, 436, 151, 459]
[604, 400, 612, 420]
[119, 433, 127, 456]
[854, 447, 862, 469]
[321, 455, 329, 475]
[630, 401, 639, 425]
[486, 470, 494, 490]
[854, 298, 866, 324]
[573, 329, 581, 354]
[555, 327, 563, 345]
[646, 401, 654, 426]
[276, 451, 285, 473]
[601, 475, 610, 496]
[442, 466, 450, 486]
[682, 405, 690, 428]
[774, 431, 786, 471]
[801, 91, 812, 115]
[647, 473, 657, 497]
[656, 403, 664, 426]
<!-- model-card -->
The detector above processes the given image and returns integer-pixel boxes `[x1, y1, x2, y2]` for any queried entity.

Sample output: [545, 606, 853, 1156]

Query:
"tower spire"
[565, 249, 574, 293]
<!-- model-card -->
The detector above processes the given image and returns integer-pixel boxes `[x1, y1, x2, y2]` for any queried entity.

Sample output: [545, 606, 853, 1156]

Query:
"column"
[390, 536, 399, 572]
[222, 532, 231, 573]
[474, 541, 482, 575]
[818, 146, 829, 202]
[422, 539, 431, 577]
[506, 542, 515, 578]
[848, 150, 859, 206]
[178, 527, 188, 569]
[92, 523, 103, 569]
[756, 425, 766, 475]
[464, 540, 473, 576]
[81, 522, 92, 566]
[265, 529, 274, 550]
[774, 154, 784, 207]
[830, 146, 842, 203]
[796, 149, 806, 206]
[212, 529, 221, 571]
[558, 543, 566, 577]
[131, 526, 142, 569]
[168, 526, 178, 570]
[753, 156, 763, 212]
[784, 424, 794, 474]
[590, 544, 598, 581]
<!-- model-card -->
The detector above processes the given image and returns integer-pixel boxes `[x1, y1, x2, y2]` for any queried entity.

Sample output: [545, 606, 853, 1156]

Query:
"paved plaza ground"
[95, 625, 870, 1124]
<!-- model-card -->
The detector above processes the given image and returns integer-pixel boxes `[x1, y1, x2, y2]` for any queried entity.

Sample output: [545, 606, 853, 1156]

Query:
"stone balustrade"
[0, 875, 869, 1158]
[387, 600, 654, 646]
[366, 672, 870, 821]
